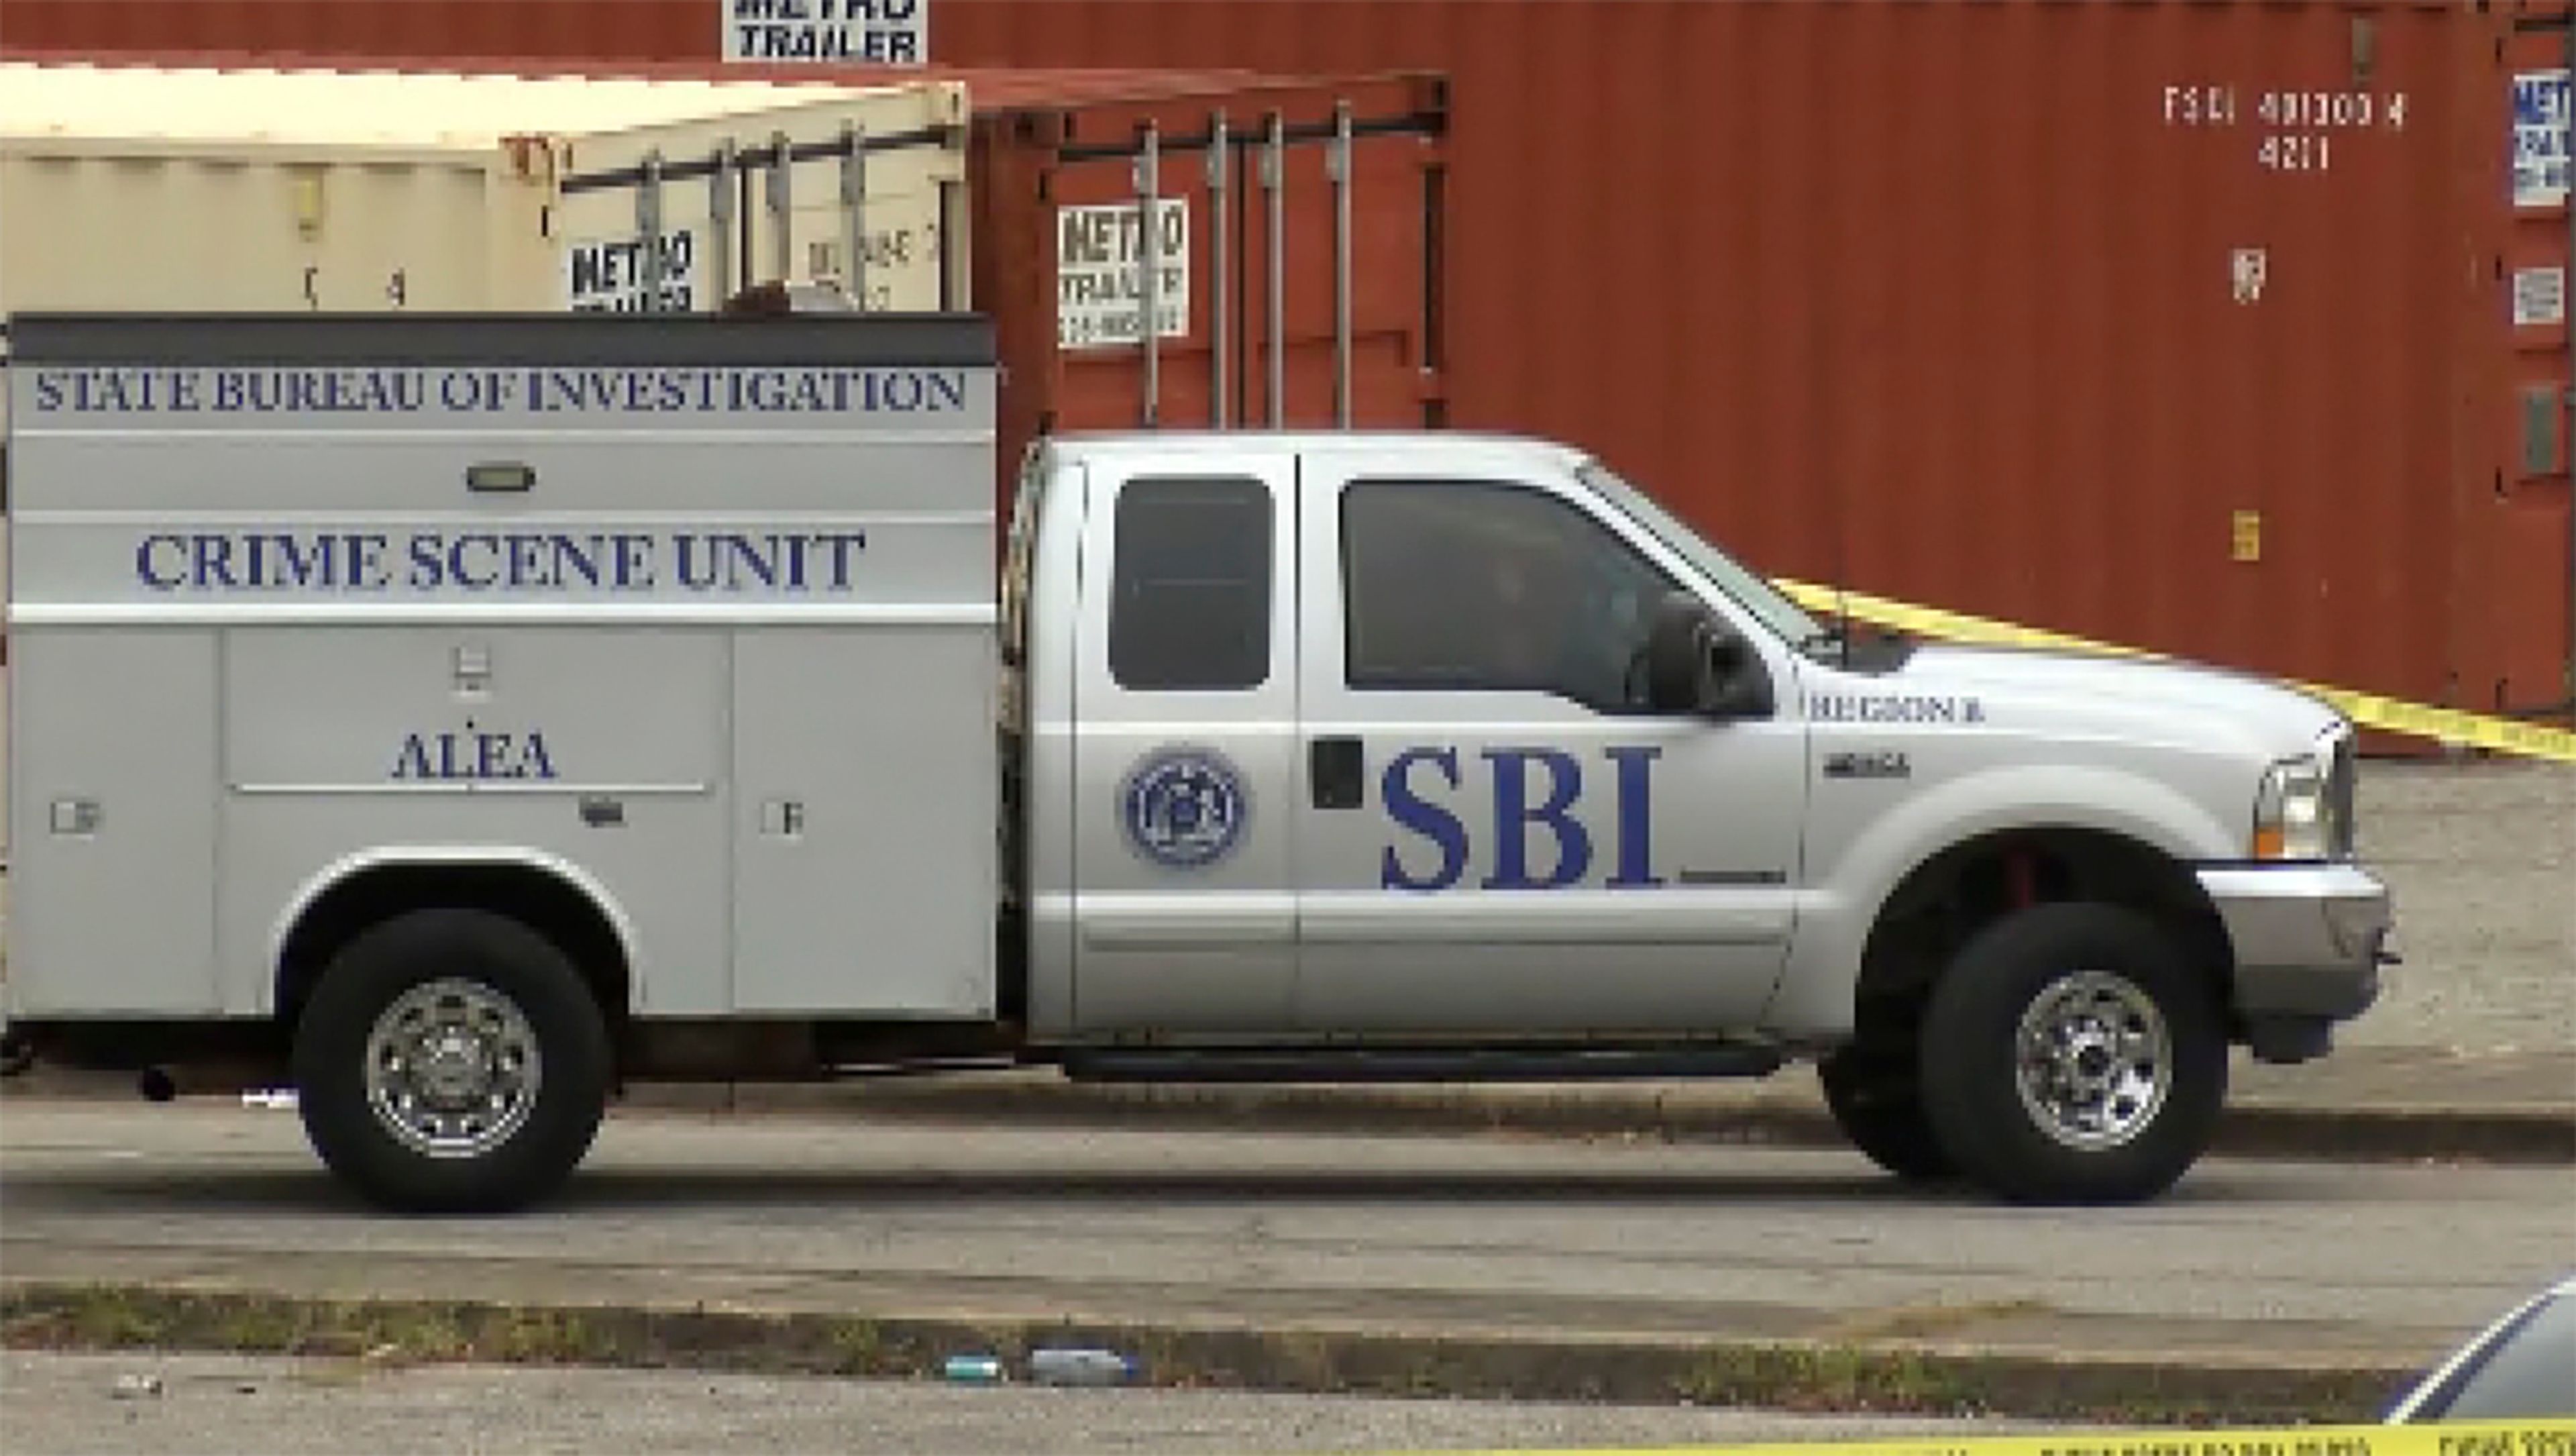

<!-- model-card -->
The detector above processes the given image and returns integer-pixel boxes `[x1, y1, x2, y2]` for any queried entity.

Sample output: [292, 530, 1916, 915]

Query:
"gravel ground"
[3, 1349, 2032, 1456]
[2352, 762, 2575, 1054]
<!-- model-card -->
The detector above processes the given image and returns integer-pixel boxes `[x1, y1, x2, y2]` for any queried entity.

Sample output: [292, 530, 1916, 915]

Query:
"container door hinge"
[2522, 384, 2567, 475]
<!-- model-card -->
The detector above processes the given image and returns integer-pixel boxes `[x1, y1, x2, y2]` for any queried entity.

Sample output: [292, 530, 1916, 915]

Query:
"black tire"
[292, 908, 611, 1214]
[1819, 1045, 1955, 1182]
[1918, 902, 2227, 1206]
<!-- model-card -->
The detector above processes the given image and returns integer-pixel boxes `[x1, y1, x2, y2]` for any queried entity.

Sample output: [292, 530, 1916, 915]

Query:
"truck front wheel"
[291, 908, 611, 1214]
[1919, 902, 2226, 1206]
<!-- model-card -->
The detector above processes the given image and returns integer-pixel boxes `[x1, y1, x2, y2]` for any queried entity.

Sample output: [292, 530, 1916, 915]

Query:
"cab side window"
[1342, 480, 1678, 713]
[1109, 476, 1273, 691]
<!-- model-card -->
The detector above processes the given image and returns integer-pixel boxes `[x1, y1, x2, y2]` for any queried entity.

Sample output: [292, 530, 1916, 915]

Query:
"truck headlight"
[2253, 751, 2338, 862]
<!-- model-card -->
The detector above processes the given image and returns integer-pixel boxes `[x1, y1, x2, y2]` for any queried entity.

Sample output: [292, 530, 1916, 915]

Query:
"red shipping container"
[2480, 1, 2576, 726]
[7, 1, 2564, 741]
[946, 68, 1450, 478]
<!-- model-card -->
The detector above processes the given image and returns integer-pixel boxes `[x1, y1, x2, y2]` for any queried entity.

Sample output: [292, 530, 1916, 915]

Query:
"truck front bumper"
[2195, 862, 2393, 1060]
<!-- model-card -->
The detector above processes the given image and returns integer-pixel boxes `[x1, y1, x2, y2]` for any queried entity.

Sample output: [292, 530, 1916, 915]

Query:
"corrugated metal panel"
[0, 57, 876, 146]
[917, 0, 2510, 728]
[0, 60, 961, 319]
[965, 69, 1446, 487]
[5, 3, 2555, 731]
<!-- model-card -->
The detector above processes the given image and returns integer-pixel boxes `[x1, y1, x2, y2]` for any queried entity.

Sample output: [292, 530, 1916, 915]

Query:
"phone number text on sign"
[2161, 84, 2411, 174]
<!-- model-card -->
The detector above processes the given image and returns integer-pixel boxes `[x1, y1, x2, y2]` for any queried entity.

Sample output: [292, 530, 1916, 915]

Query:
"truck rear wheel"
[1818, 1045, 1953, 1182]
[1918, 902, 2226, 1206]
[291, 908, 610, 1214]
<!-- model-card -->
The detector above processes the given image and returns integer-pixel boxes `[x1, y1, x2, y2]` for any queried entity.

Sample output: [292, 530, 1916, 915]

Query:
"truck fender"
[1764, 762, 2238, 1039]
[267, 847, 642, 1018]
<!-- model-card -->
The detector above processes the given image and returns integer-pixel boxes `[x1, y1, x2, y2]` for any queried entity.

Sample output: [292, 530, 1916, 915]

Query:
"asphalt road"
[2, 1349, 2035, 1456]
[3, 1100, 2567, 1377]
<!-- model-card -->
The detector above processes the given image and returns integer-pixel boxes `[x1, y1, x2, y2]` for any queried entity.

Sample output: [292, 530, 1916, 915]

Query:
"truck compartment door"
[5, 631, 221, 1015]
[1067, 452, 1301, 1034]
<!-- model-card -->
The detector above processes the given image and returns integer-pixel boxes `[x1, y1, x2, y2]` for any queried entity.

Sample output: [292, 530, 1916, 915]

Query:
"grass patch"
[0, 1281, 2408, 1426]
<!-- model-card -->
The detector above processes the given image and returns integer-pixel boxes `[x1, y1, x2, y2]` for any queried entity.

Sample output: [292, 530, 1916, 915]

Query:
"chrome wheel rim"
[364, 978, 542, 1159]
[2012, 970, 2171, 1151]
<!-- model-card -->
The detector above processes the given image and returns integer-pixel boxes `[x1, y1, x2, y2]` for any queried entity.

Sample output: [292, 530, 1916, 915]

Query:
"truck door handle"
[1310, 736, 1364, 811]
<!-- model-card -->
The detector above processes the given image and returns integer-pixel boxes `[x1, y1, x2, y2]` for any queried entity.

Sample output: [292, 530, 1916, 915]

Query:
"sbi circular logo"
[1121, 746, 1250, 871]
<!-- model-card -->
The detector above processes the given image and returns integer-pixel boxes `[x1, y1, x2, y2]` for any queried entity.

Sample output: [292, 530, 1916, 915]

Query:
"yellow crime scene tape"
[1405, 1416, 2575, 1456]
[1771, 578, 2576, 766]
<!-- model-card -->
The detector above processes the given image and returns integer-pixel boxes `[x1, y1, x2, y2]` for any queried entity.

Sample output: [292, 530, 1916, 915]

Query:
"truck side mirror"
[1644, 592, 1775, 720]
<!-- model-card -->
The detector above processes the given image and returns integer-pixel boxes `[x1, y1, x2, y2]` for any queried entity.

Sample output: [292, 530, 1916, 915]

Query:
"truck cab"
[1012, 430, 2391, 1189]
[1, 312, 2394, 1215]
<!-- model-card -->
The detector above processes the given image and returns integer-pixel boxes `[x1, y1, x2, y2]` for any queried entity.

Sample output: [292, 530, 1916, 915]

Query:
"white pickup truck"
[0, 311, 2394, 1214]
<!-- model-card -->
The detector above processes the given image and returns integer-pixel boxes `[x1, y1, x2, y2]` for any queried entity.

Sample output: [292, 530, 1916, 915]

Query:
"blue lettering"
[1483, 748, 1591, 890]
[725, 534, 778, 590]
[506, 533, 549, 588]
[612, 533, 656, 588]
[136, 535, 186, 590]
[447, 535, 500, 590]
[1380, 747, 1470, 892]
[743, 372, 790, 411]
[1603, 745, 1662, 889]
[352, 533, 391, 590]
[822, 531, 865, 588]
[408, 533, 443, 589]
[191, 535, 239, 589]
[552, 535, 603, 589]
[121, 527, 869, 594]
[392, 733, 435, 780]
[676, 535, 720, 590]
[392, 722, 559, 782]
[270, 534, 326, 588]
[475, 730, 508, 778]
[29, 365, 973, 417]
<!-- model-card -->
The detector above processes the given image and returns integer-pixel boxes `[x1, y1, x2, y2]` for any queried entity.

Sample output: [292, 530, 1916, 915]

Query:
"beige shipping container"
[543, 85, 973, 315]
[0, 61, 969, 320]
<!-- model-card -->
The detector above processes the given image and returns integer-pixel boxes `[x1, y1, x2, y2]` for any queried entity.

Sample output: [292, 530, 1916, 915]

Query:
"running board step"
[1059, 1044, 1786, 1085]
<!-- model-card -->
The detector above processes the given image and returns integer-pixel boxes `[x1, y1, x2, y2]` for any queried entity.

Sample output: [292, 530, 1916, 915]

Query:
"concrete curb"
[612, 1078, 2576, 1167]
[0, 1282, 2418, 1425]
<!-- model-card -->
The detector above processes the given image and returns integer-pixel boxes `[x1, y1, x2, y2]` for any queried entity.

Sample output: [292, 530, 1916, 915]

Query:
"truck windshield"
[1576, 461, 1828, 652]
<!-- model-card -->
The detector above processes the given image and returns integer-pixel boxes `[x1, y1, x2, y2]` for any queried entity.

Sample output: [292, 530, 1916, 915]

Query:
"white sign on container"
[723, 0, 926, 65]
[566, 229, 698, 313]
[2515, 266, 2567, 329]
[2513, 69, 2569, 209]
[1058, 199, 1188, 352]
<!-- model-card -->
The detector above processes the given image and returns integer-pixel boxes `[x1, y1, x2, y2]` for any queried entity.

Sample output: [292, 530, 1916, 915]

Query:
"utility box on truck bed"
[4, 312, 1003, 1028]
